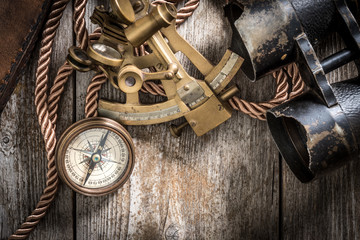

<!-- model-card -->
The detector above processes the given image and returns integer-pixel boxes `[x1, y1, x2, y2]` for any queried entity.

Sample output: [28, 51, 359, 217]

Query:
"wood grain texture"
[75, 0, 279, 239]
[0, 3, 74, 240]
[1, 0, 359, 240]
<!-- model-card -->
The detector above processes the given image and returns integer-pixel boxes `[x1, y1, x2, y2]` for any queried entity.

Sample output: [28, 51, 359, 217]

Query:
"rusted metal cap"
[225, 0, 359, 81]
[266, 79, 360, 182]
[225, 0, 302, 81]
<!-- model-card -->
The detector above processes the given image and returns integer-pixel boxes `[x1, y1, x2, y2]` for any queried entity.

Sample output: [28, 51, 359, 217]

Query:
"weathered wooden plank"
[0, 3, 74, 239]
[3, 0, 360, 239]
[75, 1, 280, 239]
[281, 33, 360, 240]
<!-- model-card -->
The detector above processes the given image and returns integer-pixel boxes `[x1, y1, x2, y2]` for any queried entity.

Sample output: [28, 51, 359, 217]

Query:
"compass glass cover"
[64, 128, 129, 189]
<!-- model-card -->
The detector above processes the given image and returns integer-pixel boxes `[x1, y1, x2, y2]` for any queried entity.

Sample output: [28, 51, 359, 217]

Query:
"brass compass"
[55, 117, 135, 196]
[59, 0, 243, 195]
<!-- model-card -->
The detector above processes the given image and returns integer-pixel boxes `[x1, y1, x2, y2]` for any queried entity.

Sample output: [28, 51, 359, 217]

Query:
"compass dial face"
[56, 118, 135, 196]
[65, 128, 128, 188]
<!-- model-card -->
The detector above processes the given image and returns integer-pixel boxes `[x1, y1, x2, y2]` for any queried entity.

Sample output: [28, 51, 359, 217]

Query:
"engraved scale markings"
[64, 128, 129, 189]
[103, 105, 181, 121]
[102, 53, 240, 121]
[210, 52, 240, 89]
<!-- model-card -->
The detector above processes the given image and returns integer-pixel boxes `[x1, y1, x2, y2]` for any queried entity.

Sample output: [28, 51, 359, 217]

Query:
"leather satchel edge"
[0, 0, 53, 115]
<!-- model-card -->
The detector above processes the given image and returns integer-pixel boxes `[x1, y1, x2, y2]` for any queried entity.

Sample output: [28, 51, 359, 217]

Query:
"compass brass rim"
[55, 117, 135, 197]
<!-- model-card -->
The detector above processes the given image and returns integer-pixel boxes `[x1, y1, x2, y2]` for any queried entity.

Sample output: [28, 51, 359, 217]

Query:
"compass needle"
[69, 147, 93, 157]
[98, 163, 108, 178]
[56, 118, 134, 196]
[87, 139, 94, 152]
[96, 130, 110, 153]
[99, 163, 104, 171]
[79, 157, 91, 164]
[102, 148, 111, 154]
[101, 157, 121, 164]
[82, 161, 97, 186]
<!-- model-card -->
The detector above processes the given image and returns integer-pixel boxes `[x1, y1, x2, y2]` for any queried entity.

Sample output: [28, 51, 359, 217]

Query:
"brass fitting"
[117, 65, 144, 93]
[219, 85, 240, 102]
[110, 0, 136, 25]
[125, 3, 177, 47]
[169, 122, 189, 137]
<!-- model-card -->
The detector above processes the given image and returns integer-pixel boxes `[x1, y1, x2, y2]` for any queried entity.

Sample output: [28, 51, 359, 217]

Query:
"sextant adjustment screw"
[190, 120, 197, 127]
[169, 122, 189, 138]
[134, 1, 142, 8]
[165, 73, 174, 79]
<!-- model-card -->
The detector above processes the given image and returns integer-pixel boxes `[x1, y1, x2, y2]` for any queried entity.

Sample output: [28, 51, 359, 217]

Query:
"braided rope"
[84, 0, 197, 112]
[152, 0, 200, 26]
[136, 1, 305, 120]
[74, 0, 89, 49]
[229, 63, 304, 120]
[139, 0, 200, 96]
[9, 0, 88, 238]
[10, 0, 304, 238]
[9, 1, 70, 239]
[229, 68, 289, 121]
[85, 74, 107, 117]
[288, 63, 306, 98]
[175, 0, 200, 25]
[48, 63, 73, 126]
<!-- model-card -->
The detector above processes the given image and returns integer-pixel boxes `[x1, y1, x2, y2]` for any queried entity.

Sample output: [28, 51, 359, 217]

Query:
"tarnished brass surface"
[125, 3, 177, 47]
[110, 0, 136, 24]
[67, 0, 243, 136]
[55, 117, 135, 196]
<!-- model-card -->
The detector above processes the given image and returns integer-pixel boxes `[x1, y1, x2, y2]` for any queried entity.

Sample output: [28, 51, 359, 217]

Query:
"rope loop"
[10, 0, 305, 239]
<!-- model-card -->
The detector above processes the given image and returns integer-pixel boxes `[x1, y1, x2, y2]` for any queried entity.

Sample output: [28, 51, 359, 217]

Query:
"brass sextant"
[68, 0, 243, 136]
